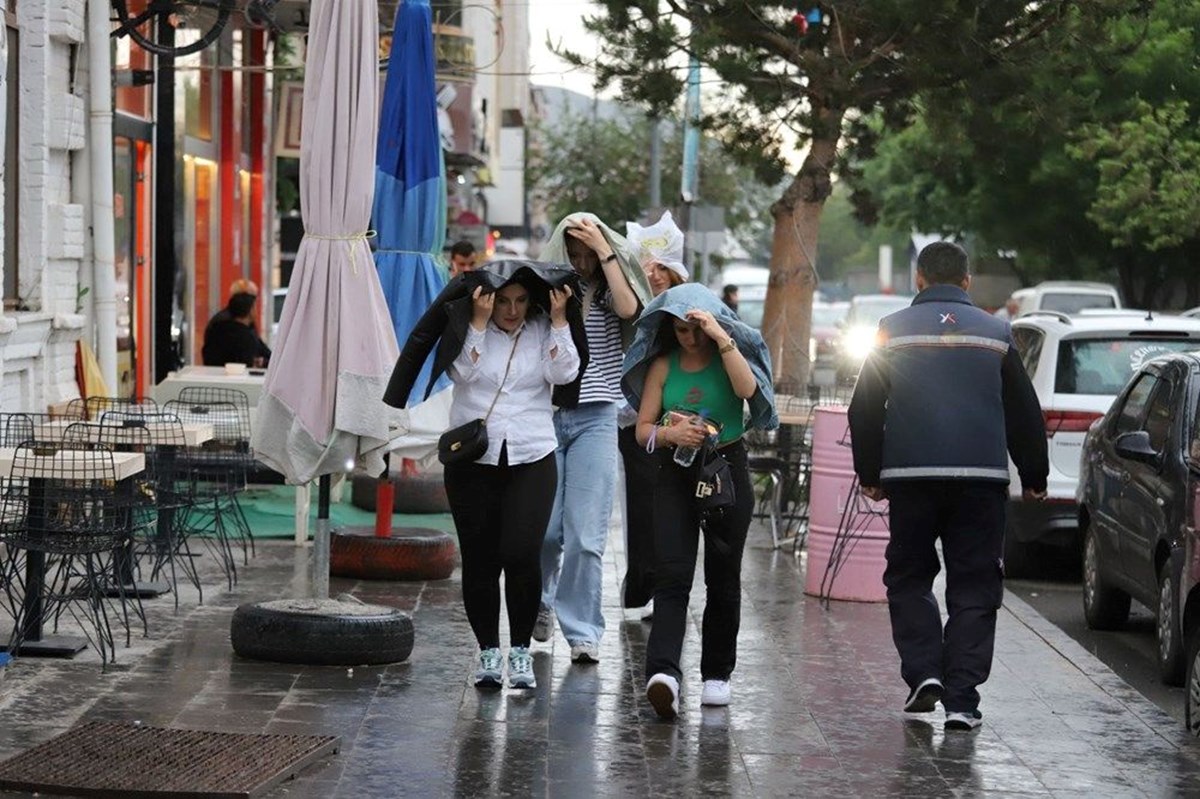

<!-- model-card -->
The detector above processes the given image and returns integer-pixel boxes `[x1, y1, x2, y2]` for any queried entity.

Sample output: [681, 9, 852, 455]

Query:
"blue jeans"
[541, 402, 618, 646]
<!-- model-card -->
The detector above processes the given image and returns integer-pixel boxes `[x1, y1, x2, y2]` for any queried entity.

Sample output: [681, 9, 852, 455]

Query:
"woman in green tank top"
[634, 307, 758, 719]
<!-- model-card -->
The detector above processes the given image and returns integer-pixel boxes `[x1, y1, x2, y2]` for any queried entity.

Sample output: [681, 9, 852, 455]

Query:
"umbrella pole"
[375, 454, 393, 538]
[312, 474, 331, 599]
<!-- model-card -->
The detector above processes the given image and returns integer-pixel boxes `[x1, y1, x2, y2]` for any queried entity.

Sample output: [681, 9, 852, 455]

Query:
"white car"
[1004, 309, 1200, 574]
[1012, 280, 1121, 316]
[834, 294, 914, 382]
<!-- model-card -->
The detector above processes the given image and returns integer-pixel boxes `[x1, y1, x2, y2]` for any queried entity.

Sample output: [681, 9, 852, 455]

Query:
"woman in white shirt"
[444, 276, 579, 690]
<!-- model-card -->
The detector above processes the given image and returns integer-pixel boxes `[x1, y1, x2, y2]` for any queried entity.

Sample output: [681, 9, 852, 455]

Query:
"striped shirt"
[578, 280, 624, 404]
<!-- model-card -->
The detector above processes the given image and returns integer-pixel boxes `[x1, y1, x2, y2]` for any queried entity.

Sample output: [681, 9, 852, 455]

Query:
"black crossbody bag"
[437, 330, 523, 466]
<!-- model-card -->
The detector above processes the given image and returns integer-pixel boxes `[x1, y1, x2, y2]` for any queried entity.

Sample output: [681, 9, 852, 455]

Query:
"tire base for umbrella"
[230, 598, 413, 665]
[350, 472, 449, 514]
[330, 527, 457, 581]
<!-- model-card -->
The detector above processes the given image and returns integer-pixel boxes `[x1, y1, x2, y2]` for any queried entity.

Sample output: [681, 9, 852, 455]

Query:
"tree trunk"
[761, 109, 844, 395]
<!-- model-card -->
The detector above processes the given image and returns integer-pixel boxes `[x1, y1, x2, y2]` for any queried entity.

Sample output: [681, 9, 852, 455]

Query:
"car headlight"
[844, 326, 877, 360]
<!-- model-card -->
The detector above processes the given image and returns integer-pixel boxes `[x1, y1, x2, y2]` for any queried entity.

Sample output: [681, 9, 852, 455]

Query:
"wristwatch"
[601, 253, 618, 264]
[719, 338, 737, 354]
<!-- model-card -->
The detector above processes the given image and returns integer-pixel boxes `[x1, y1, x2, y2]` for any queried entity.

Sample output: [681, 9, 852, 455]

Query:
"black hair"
[722, 284, 738, 296]
[450, 240, 475, 258]
[916, 242, 969, 284]
[227, 292, 257, 318]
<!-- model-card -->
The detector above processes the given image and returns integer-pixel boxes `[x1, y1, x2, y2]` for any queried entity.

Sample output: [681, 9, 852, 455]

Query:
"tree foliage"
[561, 0, 1147, 388]
[851, 0, 1200, 308]
[527, 105, 774, 260]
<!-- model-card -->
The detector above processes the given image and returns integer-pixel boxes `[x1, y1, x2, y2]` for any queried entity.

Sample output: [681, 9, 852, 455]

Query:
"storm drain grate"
[0, 721, 339, 798]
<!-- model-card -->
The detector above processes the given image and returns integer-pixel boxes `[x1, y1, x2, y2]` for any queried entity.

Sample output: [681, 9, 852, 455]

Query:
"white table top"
[152, 365, 265, 409]
[34, 421, 214, 448]
[0, 447, 146, 481]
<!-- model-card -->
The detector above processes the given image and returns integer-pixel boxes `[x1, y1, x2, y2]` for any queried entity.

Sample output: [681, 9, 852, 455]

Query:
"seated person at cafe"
[202, 279, 272, 367]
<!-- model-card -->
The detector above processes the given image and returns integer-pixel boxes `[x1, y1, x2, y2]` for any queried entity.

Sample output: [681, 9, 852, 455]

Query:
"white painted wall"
[0, 0, 89, 413]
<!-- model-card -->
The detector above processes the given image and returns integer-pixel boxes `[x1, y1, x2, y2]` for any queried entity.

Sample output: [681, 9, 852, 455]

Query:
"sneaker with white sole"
[507, 646, 536, 689]
[570, 642, 599, 663]
[532, 606, 553, 643]
[903, 677, 944, 713]
[700, 679, 731, 706]
[474, 647, 503, 688]
[944, 709, 983, 731]
[646, 673, 680, 719]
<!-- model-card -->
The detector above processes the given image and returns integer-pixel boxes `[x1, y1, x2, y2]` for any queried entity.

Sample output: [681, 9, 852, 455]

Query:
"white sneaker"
[646, 673, 680, 719]
[532, 606, 553, 643]
[700, 679, 731, 706]
[570, 642, 600, 663]
[474, 647, 503, 688]
[507, 646, 536, 689]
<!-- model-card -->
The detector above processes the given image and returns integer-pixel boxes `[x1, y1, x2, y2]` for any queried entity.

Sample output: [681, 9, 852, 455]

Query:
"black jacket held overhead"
[383, 259, 590, 409]
[847, 284, 1048, 492]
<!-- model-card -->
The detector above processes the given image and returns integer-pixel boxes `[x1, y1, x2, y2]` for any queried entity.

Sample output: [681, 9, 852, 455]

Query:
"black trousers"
[883, 480, 1007, 713]
[644, 440, 754, 683]
[443, 447, 557, 650]
[618, 425, 658, 609]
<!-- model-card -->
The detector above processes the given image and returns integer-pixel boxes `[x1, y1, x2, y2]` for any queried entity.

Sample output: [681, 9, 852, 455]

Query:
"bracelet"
[718, 338, 737, 354]
[602, 253, 618, 264]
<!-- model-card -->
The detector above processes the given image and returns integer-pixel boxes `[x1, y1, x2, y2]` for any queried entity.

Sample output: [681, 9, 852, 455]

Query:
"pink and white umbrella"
[251, 0, 397, 488]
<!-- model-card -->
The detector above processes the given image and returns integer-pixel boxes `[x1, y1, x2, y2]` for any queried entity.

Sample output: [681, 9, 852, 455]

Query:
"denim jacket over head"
[847, 284, 1048, 491]
[621, 283, 778, 431]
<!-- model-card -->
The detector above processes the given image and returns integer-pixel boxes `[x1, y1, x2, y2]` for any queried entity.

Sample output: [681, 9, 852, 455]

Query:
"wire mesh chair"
[175, 387, 256, 558]
[162, 400, 248, 587]
[0, 411, 85, 447]
[99, 411, 202, 611]
[0, 441, 138, 668]
[65, 396, 158, 422]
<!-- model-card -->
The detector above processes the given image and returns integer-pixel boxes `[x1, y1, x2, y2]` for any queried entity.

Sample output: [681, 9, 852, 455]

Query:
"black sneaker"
[944, 709, 983, 731]
[903, 677, 944, 713]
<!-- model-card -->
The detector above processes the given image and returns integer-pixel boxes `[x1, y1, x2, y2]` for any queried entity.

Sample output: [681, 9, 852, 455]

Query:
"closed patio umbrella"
[374, 0, 448, 404]
[249, 0, 397, 602]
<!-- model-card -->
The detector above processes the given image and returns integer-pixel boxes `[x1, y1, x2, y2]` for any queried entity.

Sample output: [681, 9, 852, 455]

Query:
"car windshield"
[812, 305, 848, 328]
[1041, 293, 1116, 314]
[1055, 337, 1198, 395]
[849, 298, 910, 326]
[738, 298, 764, 328]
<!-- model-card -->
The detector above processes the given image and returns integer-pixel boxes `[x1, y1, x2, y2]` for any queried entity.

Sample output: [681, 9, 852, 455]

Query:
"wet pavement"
[0, 515, 1199, 797]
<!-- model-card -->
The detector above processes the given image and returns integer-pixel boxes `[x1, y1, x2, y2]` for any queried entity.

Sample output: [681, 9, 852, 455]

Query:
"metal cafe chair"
[65, 396, 158, 422]
[98, 412, 203, 611]
[0, 441, 138, 669]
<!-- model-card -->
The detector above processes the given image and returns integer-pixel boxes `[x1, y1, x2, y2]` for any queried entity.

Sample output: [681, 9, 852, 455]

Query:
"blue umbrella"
[373, 0, 449, 404]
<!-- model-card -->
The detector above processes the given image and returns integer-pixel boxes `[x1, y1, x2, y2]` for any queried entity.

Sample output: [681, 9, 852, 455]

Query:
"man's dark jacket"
[202, 310, 271, 367]
[383, 260, 590, 409]
[847, 284, 1048, 491]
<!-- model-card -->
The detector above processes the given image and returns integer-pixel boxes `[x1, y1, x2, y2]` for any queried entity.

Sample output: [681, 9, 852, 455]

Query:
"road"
[1006, 551, 1185, 723]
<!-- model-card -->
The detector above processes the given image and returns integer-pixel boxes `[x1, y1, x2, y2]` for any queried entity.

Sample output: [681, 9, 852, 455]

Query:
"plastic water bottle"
[673, 411, 707, 467]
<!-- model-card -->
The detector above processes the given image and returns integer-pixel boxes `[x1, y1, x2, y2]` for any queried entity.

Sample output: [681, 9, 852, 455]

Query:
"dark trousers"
[618, 425, 658, 608]
[444, 447, 557, 650]
[883, 480, 1007, 713]
[645, 441, 754, 683]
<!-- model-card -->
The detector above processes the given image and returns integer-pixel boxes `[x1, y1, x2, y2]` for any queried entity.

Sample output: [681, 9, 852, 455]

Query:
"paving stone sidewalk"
[0, 516, 1197, 797]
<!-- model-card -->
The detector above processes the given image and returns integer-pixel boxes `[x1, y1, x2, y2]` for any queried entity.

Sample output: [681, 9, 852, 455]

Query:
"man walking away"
[847, 241, 1047, 732]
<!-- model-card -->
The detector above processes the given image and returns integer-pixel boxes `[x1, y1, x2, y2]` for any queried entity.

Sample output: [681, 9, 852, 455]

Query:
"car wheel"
[1002, 518, 1036, 579]
[1082, 526, 1131, 630]
[1158, 563, 1186, 685]
[230, 599, 414, 666]
[1187, 620, 1200, 736]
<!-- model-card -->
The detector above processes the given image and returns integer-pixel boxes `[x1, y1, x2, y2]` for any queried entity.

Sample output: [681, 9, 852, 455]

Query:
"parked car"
[1012, 281, 1121, 316]
[810, 301, 850, 369]
[1006, 311, 1200, 577]
[1077, 350, 1200, 687]
[736, 284, 767, 329]
[833, 294, 913, 383]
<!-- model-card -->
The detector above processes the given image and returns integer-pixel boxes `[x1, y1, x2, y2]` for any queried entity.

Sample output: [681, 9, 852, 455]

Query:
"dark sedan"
[1077, 351, 1196, 690]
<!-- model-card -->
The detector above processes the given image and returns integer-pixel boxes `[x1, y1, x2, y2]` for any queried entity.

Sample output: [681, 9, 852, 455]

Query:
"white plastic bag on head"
[626, 211, 688, 280]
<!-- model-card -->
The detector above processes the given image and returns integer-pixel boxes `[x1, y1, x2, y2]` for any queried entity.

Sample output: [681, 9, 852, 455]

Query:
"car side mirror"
[1115, 430, 1159, 465]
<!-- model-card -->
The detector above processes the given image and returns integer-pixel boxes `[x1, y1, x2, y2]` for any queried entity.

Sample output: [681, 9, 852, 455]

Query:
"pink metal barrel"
[804, 406, 890, 602]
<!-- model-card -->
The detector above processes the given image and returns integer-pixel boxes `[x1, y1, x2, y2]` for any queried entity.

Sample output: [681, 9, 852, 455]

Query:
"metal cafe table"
[0, 447, 145, 657]
[34, 420, 215, 597]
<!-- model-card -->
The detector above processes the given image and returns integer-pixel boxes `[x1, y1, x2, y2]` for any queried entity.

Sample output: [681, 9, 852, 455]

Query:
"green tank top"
[661, 351, 745, 444]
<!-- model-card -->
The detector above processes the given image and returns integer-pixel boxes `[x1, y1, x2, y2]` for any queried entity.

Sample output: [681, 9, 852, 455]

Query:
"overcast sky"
[527, 0, 607, 96]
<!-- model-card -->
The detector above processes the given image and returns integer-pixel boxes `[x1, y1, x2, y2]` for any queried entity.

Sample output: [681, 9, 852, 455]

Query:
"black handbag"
[437, 330, 523, 466]
[694, 444, 736, 513]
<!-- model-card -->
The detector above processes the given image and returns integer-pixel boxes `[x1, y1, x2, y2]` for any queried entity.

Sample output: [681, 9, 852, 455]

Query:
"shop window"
[181, 39, 214, 141]
[3, 20, 19, 310]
